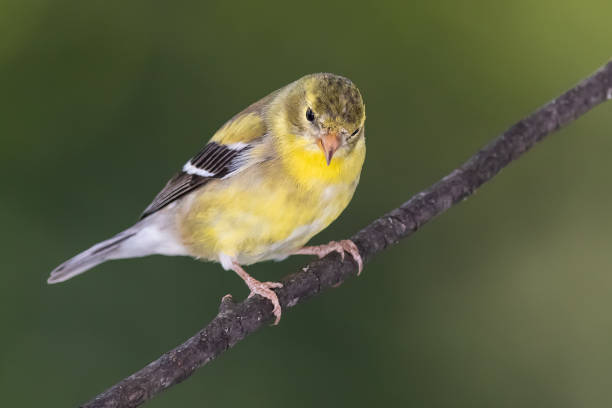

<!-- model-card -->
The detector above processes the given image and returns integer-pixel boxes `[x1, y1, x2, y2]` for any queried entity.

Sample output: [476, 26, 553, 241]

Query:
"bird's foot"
[246, 279, 283, 325]
[230, 261, 283, 325]
[295, 239, 363, 275]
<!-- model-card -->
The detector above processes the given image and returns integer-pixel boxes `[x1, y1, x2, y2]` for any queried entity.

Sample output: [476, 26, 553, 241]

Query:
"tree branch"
[82, 60, 612, 408]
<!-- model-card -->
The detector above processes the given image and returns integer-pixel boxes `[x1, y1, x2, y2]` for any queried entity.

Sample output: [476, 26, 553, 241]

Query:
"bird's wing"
[140, 110, 269, 219]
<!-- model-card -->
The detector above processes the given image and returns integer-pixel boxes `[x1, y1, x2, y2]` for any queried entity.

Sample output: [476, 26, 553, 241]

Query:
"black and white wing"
[140, 141, 254, 219]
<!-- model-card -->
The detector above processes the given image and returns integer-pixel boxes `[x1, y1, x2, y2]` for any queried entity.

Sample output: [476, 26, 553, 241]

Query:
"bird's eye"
[351, 127, 360, 137]
[306, 108, 315, 122]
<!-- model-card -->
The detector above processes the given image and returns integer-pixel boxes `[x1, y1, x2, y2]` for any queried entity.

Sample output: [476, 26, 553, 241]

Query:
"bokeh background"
[2, 0, 612, 406]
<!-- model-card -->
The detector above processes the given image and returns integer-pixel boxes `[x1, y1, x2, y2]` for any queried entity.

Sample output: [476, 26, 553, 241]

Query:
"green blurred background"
[2, 0, 612, 406]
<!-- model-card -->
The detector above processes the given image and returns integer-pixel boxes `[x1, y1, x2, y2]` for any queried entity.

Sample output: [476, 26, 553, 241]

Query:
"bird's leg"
[294, 239, 363, 275]
[230, 262, 283, 325]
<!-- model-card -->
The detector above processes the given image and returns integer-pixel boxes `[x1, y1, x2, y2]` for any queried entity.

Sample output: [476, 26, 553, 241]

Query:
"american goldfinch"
[48, 73, 366, 324]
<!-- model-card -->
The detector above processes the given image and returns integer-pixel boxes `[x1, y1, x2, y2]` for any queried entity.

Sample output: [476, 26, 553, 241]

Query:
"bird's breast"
[177, 139, 364, 265]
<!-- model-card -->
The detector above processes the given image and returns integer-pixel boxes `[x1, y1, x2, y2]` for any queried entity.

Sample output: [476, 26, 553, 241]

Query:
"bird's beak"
[317, 131, 342, 166]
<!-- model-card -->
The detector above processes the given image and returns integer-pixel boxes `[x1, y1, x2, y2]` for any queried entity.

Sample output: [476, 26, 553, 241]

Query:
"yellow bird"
[48, 73, 366, 324]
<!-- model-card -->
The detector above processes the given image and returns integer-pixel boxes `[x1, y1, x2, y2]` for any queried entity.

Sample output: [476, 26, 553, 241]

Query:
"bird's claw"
[338, 240, 363, 275]
[297, 239, 363, 275]
[246, 279, 283, 325]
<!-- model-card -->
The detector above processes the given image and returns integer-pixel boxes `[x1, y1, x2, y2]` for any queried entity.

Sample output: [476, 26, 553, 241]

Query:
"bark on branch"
[82, 60, 612, 408]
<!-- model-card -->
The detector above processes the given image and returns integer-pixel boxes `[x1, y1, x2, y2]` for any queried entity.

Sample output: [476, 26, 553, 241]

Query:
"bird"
[48, 73, 366, 324]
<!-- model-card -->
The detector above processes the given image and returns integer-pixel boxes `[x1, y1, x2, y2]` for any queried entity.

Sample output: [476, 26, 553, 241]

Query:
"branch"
[82, 60, 612, 408]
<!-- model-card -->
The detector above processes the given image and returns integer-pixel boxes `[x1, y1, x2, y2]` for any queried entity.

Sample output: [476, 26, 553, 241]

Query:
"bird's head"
[271, 73, 365, 166]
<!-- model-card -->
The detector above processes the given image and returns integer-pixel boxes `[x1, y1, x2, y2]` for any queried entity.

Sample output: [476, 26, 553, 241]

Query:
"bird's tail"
[48, 212, 187, 284]
[47, 226, 140, 284]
